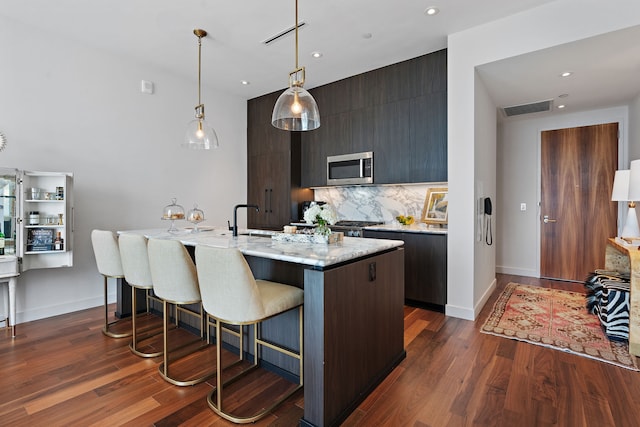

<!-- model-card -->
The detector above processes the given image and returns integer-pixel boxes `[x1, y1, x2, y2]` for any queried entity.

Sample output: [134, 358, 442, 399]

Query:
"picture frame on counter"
[422, 187, 448, 225]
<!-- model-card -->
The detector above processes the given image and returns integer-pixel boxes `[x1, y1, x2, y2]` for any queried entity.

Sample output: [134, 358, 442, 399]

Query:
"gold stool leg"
[129, 286, 162, 358]
[157, 300, 215, 386]
[102, 276, 131, 339]
[206, 307, 304, 424]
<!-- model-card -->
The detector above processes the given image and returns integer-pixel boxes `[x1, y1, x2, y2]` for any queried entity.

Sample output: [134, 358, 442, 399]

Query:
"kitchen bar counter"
[118, 227, 405, 427]
[119, 227, 403, 269]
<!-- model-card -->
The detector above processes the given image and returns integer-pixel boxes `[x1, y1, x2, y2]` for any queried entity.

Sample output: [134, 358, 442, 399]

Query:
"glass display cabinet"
[0, 168, 74, 336]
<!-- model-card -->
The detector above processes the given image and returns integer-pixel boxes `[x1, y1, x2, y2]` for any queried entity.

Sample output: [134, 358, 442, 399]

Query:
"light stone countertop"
[118, 227, 404, 269]
[364, 224, 448, 235]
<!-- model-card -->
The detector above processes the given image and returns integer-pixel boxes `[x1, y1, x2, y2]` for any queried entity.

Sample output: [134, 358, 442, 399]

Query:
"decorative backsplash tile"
[313, 183, 447, 223]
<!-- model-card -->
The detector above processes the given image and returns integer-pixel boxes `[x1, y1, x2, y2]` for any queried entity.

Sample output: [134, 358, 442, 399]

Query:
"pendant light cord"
[294, 0, 299, 70]
[197, 35, 202, 106]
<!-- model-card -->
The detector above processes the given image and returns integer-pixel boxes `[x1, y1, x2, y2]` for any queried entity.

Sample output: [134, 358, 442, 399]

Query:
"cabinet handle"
[264, 189, 268, 214]
[269, 189, 273, 213]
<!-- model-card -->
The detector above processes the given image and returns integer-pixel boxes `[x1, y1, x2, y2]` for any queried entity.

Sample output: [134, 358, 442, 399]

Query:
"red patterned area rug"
[481, 283, 638, 371]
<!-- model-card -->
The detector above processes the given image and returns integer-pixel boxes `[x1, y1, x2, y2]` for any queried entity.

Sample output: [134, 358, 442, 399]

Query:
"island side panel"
[302, 248, 405, 427]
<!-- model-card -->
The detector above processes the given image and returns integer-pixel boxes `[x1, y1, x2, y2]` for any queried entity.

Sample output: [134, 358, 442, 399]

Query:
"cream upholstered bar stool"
[195, 244, 304, 424]
[147, 237, 215, 386]
[91, 229, 132, 339]
[118, 233, 163, 358]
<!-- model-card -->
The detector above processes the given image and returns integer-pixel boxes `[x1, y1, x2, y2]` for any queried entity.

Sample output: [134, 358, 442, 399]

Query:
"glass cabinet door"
[0, 169, 18, 256]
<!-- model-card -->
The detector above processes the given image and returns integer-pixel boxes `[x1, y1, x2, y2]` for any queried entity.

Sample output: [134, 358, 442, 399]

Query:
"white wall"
[473, 73, 497, 310]
[0, 16, 248, 323]
[496, 106, 628, 277]
[447, 0, 640, 320]
[630, 94, 640, 161]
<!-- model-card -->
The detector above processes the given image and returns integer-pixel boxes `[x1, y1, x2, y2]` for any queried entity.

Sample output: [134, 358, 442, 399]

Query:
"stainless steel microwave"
[327, 151, 373, 185]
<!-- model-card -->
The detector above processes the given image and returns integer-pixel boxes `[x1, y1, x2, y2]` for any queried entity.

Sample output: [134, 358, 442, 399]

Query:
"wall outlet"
[520, 203, 526, 211]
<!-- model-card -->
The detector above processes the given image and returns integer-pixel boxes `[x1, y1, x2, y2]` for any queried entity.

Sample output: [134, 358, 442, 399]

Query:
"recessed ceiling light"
[241, 80, 250, 85]
[560, 71, 572, 77]
[557, 104, 566, 109]
[311, 51, 323, 58]
[425, 6, 440, 16]
[362, 33, 373, 39]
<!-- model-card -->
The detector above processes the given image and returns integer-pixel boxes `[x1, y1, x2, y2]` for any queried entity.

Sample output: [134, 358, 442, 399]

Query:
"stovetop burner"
[333, 220, 384, 228]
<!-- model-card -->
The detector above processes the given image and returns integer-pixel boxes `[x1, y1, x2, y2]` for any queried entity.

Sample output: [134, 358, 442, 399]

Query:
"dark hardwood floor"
[1, 274, 639, 426]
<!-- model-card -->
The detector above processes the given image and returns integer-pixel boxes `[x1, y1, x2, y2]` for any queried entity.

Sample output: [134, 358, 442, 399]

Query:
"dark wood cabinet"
[301, 49, 447, 187]
[247, 92, 313, 230]
[363, 230, 447, 310]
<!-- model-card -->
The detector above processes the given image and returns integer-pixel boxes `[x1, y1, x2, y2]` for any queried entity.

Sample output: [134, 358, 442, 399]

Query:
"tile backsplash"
[313, 183, 446, 223]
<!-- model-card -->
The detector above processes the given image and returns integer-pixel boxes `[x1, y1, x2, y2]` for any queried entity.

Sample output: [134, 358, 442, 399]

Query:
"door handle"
[543, 215, 557, 224]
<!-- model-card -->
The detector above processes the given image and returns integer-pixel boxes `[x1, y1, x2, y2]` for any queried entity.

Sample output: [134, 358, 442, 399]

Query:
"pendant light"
[184, 29, 219, 149]
[271, 0, 320, 131]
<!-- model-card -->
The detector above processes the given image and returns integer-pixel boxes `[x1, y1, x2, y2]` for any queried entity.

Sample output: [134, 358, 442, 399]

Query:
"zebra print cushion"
[585, 270, 631, 341]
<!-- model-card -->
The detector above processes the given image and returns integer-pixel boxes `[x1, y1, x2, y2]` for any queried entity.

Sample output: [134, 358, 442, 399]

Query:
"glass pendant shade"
[272, 0, 320, 131]
[183, 28, 218, 150]
[184, 117, 219, 149]
[272, 85, 320, 131]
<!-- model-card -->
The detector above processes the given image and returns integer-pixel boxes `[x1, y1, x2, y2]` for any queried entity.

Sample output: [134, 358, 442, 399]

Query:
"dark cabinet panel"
[301, 49, 447, 186]
[408, 90, 448, 183]
[247, 151, 290, 228]
[301, 113, 353, 188]
[363, 230, 447, 309]
[372, 99, 412, 184]
[247, 93, 313, 230]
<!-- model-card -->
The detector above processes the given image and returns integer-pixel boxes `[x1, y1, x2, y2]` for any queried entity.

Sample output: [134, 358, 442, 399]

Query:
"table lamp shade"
[615, 162, 640, 238]
[612, 170, 631, 201]
[629, 160, 640, 201]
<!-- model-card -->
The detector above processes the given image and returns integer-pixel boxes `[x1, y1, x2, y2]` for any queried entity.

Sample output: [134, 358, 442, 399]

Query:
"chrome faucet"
[233, 204, 259, 236]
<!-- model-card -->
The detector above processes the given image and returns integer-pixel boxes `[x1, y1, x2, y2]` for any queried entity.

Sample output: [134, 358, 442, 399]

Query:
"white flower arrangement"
[303, 203, 337, 227]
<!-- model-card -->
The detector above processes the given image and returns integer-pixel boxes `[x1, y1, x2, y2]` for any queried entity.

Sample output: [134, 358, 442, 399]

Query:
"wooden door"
[540, 123, 618, 281]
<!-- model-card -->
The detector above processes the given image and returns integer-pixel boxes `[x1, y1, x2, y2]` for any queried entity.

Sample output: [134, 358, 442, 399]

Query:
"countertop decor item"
[162, 198, 185, 233]
[272, 230, 343, 245]
[396, 215, 414, 225]
[183, 29, 219, 150]
[421, 186, 448, 225]
[271, 0, 320, 131]
[303, 202, 337, 236]
[187, 203, 205, 232]
[482, 282, 639, 371]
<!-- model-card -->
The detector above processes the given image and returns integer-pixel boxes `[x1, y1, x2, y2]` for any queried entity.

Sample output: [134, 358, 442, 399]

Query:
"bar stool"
[118, 233, 163, 358]
[91, 229, 132, 339]
[147, 238, 214, 386]
[195, 245, 304, 424]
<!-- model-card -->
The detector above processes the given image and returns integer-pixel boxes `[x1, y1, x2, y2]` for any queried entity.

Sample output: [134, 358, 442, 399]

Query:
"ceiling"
[477, 24, 640, 121]
[2, 0, 638, 119]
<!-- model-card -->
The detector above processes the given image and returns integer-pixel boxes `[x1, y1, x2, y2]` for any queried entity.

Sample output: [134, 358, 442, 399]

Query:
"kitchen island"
[118, 227, 405, 427]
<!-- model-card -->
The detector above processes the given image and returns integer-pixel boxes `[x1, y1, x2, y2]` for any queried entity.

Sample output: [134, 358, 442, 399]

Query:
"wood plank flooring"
[1, 274, 639, 426]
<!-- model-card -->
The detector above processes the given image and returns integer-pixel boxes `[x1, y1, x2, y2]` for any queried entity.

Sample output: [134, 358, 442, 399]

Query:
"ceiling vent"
[502, 99, 553, 117]
[262, 21, 306, 45]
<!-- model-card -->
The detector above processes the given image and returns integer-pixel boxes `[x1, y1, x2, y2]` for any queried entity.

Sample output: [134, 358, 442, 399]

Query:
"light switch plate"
[141, 80, 154, 94]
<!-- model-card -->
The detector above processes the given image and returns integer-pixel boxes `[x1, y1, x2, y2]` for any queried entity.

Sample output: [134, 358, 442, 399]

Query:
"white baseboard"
[16, 295, 106, 325]
[474, 277, 496, 319]
[445, 276, 498, 321]
[496, 265, 538, 277]
[445, 304, 475, 320]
